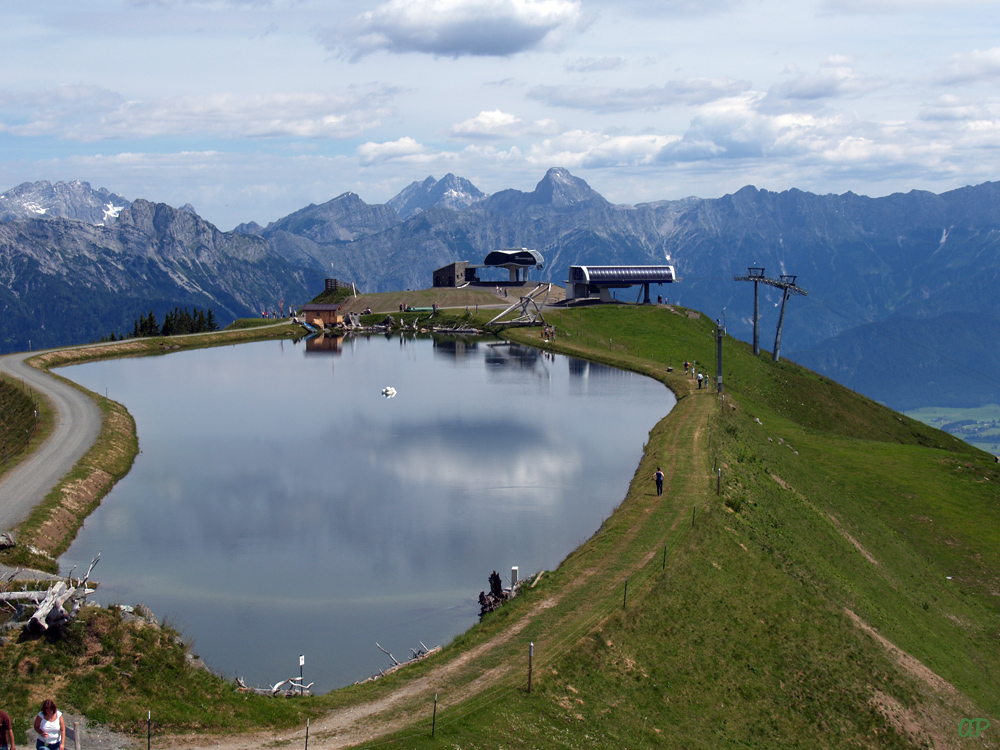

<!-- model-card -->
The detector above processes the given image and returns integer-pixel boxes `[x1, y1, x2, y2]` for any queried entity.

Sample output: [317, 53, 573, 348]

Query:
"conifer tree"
[143, 310, 159, 337]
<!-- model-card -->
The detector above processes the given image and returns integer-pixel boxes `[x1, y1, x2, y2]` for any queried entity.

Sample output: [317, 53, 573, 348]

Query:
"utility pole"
[715, 316, 725, 394]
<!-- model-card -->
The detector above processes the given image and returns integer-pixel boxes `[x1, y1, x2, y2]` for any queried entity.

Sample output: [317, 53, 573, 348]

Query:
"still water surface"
[59, 335, 675, 692]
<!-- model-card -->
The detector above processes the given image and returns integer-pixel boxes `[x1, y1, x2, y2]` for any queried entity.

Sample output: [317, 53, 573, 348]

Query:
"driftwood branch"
[1, 565, 22, 587]
[0, 589, 94, 602]
[358, 642, 441, 684]
[376, 642, 401, 666]
[26, 552, 101, 634]
[235, 675, 313, 697]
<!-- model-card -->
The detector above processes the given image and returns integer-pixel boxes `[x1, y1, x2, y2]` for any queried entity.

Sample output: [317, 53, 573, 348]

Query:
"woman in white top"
[33, 700, 63, 750]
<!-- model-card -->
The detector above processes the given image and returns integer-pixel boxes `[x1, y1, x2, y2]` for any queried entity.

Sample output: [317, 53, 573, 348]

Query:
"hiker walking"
[0, 704, 14, 750]
[34, 700, 64, 750]
[697, 372, 704, 389]
[653, 467, 664, 496]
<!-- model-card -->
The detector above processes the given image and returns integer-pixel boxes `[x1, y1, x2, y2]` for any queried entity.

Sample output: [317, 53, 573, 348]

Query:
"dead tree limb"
[26, 552, 101, 634]
[376, 642, 400, 666]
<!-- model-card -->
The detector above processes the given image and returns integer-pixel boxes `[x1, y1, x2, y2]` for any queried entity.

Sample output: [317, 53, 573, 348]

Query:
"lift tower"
[734, 268, 808, 362]
[733, 267, 766, 355]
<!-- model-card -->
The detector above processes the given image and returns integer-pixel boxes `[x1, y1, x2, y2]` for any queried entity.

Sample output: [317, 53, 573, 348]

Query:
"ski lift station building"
[433, 247, 544, 287]
[565, 265, 676, 303]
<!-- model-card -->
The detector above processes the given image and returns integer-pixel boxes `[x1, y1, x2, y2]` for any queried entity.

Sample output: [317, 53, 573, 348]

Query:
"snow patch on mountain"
[0, 180, 132, 225]
[103, 201, 125, 225]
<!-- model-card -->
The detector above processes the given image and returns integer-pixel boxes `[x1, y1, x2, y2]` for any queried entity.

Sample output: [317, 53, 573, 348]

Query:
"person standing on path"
[697, 372, 704, 389]
[33, 700, 63, 750]
[0, 705, 14, 750]
[653, 467, 664, 496]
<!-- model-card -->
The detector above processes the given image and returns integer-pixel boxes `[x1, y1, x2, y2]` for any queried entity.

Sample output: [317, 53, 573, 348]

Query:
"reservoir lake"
[58, 334, 675, 692]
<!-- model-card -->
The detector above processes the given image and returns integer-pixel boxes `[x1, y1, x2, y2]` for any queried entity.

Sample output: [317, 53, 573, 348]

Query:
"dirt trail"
[10, 328, 710, 750]
[170, 375, 711, 750]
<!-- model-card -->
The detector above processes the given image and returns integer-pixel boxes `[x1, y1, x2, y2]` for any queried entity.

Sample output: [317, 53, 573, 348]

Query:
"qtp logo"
[959, 718, 990, 738]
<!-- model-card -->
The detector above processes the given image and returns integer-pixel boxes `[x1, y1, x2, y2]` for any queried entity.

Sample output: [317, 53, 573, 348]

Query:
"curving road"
[0, 350, 102, 534]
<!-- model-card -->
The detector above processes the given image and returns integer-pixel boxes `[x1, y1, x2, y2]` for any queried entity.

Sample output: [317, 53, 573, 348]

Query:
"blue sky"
[2, 0, 1000, 229]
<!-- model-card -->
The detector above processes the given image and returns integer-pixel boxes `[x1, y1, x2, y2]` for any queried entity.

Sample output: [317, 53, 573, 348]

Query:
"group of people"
[683, 360, 706, 389]
[1, 699, 66, 750]
[541, 325, 556, 341]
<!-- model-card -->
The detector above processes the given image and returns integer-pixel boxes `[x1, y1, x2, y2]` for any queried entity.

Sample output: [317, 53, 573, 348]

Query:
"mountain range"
[2, 172, 999, 412]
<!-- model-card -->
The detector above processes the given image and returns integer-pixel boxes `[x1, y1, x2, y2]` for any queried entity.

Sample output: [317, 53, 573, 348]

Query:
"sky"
[3, 0, 1000, 230]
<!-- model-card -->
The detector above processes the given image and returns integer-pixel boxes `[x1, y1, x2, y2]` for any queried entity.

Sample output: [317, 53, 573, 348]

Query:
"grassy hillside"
[2, 304, 997, 749]
[373, 305, 999, 748]
[0, 374, 40, 477]
[312, 283, 567, 315]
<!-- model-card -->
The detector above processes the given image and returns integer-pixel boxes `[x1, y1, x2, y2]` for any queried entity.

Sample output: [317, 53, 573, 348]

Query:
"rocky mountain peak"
[533, 167, 606, 207]
[387, 173, 486, 219]
[0, 179, 131, 225]
[262, 190, 399, 244]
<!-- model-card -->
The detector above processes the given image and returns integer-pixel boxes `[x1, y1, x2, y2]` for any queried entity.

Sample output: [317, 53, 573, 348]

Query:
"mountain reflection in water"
[58, 335, 674, 692]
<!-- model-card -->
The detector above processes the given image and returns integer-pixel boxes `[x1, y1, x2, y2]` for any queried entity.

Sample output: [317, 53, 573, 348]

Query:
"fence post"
[304, 718, 309, 750]
[662, 544, 666, 570]
[692, 505, 696, 526]
[528, 643, 534, 694]
[73, 721, 79, 750]
[623, 577, 628, 609]
[432, 694, 438, 737]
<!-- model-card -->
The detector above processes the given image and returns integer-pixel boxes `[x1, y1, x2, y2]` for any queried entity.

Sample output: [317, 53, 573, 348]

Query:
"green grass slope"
[1, 305, 997, 749]
[385, 305, 999, 749]
[0, 374, 42, 479]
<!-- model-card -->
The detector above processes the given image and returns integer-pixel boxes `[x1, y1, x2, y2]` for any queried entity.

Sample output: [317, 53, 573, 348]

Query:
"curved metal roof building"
[566, 264, 675, 303]
[483, 247, 544, 268]
[482, 247, 544, 282]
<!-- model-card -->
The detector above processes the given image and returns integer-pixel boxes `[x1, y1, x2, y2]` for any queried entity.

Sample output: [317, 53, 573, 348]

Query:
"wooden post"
[432, 694, 438, 737]
[717, 468, 721, 496]
[304, 718, 310, 750]
[528, 643, 534, 694]
[73, 721, 80, 750]
[147, 710, 151, 750]
[662, 544, 666, 570]
[692, 505, 696, 526]
[623, 577, 628, 609]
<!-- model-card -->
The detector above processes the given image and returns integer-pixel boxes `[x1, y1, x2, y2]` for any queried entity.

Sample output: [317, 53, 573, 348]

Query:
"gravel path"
[21, 713, 138, 750]
[0, 351, 102, 535]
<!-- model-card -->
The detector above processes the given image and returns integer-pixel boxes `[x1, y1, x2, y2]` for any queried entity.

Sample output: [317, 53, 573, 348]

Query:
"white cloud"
[766, 57, 887, 103]
[528, 131, 680, 168]
[821, 0, 995, 12]
[565, 56, 626, 72]
[590, 0, 740, 19]
[0, 87, 395, 141]
[356, 136, 433, 164]
[326, 0, 583, 59]
[936, 48, 1000, 85]
[528, 78, 752, 113]
[127, 0, 292, 7]
[919, 95, 993, 122]
[450, 110, 559, 139]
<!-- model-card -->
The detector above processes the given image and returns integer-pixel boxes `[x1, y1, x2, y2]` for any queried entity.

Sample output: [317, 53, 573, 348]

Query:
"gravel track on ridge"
[0, 351, 102, 534]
